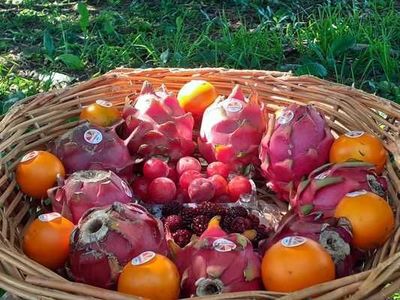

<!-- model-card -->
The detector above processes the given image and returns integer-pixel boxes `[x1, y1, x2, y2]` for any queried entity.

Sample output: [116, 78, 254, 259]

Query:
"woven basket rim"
[0, 67, 399, 300]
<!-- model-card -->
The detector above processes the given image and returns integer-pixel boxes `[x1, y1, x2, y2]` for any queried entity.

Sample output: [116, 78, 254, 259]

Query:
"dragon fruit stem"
[79, 210, 110, 244]
[196, 278, 224, 296]
[140, 80, 155, 95]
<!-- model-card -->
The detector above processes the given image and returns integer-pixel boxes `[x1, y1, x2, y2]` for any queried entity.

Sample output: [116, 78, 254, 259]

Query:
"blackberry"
[181, 207, 198, 229]
[227, 206, 248, 218]
[248, 214, 260, 228]
[230, 217, 252, 233]
[198, 201, 226, 218]
[162, 201, 183, 217]
[172, 229, 192, 248]
[164, 215, 184, 232]
[191, 215, 211, 236]
[221, 214, 236, 232]
[252, 224, 271, 248]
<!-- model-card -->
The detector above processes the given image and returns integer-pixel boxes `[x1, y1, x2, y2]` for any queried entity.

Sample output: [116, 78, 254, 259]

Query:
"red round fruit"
[228, 176, 252, 202]
[176, 156, 201, 175]
[143, 158, 169, 180]
[148, 177, 177, 204]
[208, 175, 228, 197]
[179, 170, 205, 190]
[131, 177, 150, 201]
[188, 178, 215, 203]
[206, 162, 231, 178]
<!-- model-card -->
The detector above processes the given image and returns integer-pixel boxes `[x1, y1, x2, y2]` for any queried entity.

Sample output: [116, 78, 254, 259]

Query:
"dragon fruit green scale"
[198, 85, 266, 171]
[259, 104, 334, 201]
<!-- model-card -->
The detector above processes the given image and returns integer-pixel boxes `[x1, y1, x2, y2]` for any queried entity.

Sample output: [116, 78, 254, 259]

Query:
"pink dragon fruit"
[264, 211, 363, 278]
[50, 123, 134, 181]
[259, 104, 334, 201]
[198, 85, 266, 171]
[117, 81, 195, 162]
[291, 161, 387, 217]
[174, 216, 262, 297]
[68, 202, 168, 289]
[48, 170, 133, 224]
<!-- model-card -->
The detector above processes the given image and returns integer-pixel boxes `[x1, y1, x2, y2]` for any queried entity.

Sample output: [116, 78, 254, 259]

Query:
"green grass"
[1, 0, 400, 114]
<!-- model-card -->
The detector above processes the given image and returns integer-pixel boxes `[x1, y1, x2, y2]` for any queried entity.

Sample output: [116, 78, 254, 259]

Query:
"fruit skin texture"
[334, 191, 394, 250]
[16, 150, 65, 199]
[290, 161, 387, 217]
[228, 176, 252, 202]
[259, 104, 334, 201]
[68, 202, 168, 289]
[176, 156, 202, 175]
[48, 170, 133, 224]
[80, 101, 121, 127]
[329, 131, 387, 174]
[147, 177, 177, 204]
[261, 237, 335, 292]
[177, 80, 217, 123]
[50, 123, 134, 181]
[23, 213, 74, 270]
[143, 158, 169, 180]
[174, 217, 262, 297]
[188, 178, 215, 203]
[117, 253, 180, 300]
[118, 81, 195, 162]
[198, 85, 266, 171]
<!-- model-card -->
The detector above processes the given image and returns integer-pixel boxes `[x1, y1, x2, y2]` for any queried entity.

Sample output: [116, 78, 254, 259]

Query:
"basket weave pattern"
[0, 68, 399, 299]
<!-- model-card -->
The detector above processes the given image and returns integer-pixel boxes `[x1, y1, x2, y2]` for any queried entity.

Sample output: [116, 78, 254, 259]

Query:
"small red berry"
[206, 162, 231, 178]
[208, 175, 228, 197]
[176, 156, 201, 175]
[188, 178, 215, 203]
[131, 177, 150, 201]
[148, 177, 177, 204]
[228, 176, 252, 202]
[143, 158, 169, 180]
[179, 170, 205, 190]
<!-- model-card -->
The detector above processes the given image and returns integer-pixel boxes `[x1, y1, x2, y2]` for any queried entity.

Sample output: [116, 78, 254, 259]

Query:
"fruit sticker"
[20, 151, 38, 163]
[121, 180, 133, 197]
[213, 238, 237, 252]
[222, 99, 243, 113]
[345, 131, 365, 138]
[277, 110, 294, 125]
[84, 129, 103, 145]
[346, 190, 368, 197]
[38, 212, 62, 222]
[281, 236, 306, 248]
[96, 99, 113, 108]
[131, 251, 156, 266]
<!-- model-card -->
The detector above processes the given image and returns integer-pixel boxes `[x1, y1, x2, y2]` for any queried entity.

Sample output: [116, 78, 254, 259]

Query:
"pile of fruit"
[16, 79, 395, 299]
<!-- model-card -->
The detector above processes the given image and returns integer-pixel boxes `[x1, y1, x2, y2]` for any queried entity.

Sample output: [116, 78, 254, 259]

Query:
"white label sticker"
[38, 212, 62, 222]
[281, 236, 307, 248]
[84, 129, 103, 145]
[121, 180, 132, 197]
[346, 190, 368, 197]
[21, 151, 38, 163]
[277, 110, 294, 125]
[213, 238, 237, 252]
[345, 131, 365, 138]
[96, 100, 113, 108]
[222, 100, 243, 113]
[131, 251, 156, 266]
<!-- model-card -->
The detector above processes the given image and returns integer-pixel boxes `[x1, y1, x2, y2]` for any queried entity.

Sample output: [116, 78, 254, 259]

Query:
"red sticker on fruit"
[121, 180, 132, 197]
[20, 151, 38, 163]
[213, 238, 237, 252]
[345, 131, 364, 138]
[131, 251, 156, 266]
[222, 100, 243, 113]
[96, 99, 113, 108]
[38, 212, 62, 222]
[84, 129, 103, 145]
[346, 190, 367, 197]
[277, 110, 294, 125]
[281, 236, 306, 248]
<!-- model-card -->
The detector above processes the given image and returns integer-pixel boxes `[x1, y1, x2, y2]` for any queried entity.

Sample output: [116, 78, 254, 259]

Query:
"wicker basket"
[0, 68, 399, 300]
